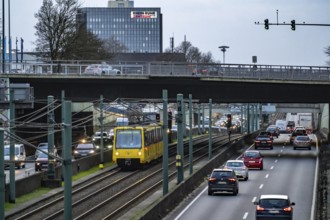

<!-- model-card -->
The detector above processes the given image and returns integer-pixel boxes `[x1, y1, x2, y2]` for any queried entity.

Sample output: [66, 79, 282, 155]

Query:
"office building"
[78, 0, 162, 53]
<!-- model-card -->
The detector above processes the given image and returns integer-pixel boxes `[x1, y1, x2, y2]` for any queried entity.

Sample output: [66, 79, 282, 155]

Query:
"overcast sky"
[5, 0, 330, 66]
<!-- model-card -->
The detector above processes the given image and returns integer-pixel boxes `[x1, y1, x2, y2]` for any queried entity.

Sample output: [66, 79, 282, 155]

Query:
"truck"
[298, 113, 313, 133]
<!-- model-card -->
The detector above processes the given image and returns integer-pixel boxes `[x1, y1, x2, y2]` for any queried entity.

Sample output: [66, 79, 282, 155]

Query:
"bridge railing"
[0, 61, 329, 81]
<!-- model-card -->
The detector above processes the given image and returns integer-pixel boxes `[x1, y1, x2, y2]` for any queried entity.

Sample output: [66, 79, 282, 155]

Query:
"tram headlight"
[138, 151, 142, 156]
[115, 151, 119, 156]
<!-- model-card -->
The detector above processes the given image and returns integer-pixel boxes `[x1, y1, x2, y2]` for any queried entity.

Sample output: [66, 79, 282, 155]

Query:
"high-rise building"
[77, 0, 162, 53]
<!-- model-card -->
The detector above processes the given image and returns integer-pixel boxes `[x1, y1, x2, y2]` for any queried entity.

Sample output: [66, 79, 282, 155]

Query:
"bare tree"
[61, 26, 109, 60]
[34, 0, 80, 60]
[103, 37, 129, 54]
[325, 45, 330, 66]
[200, 52, 215, 63]
[165, 39, 215, 63]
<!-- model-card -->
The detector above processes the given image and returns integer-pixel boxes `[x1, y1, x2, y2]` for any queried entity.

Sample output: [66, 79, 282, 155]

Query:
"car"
[286, 121, 295, 133]
[35, 149, 60, 172]
[4, 144, 26, 169]
[207, 168, 239, 196]
[266, 125, 280, 138]
[92, 131, 109, 140]
[92, 131, 113, 150]
[242, 150, 263, 170]
[258, 131, 274, 140]
[254, 194, 295, 220]
[254, 135, 273, 150]
[35, 143, 57, 159]
[73, 142, 98, 159]
[289, 128, 307, 143]
[224, 160, 249, 181]
[293, 135, 312, 150]
[84, 64, 121, 75]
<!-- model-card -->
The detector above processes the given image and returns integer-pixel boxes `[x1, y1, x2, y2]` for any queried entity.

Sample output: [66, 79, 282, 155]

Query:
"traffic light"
[291, 20, 296, 31]
[156, 113, 160, 123]
[226, 114, 232, 129]
[168, 111, 172, 130]
[264, 19, 269, 30]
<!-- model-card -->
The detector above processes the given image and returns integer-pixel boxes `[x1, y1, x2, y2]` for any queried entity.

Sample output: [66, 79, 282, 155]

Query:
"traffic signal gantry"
[256, 19, 330, 31]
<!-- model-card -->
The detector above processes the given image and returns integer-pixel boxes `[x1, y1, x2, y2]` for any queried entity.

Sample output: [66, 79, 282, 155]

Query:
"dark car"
[254, 194, 295, 220]
[242, 150, 263, 170]
[266, 126, 280, 138]
[74, 142, 98, 159]
[254, 135, 273, 150]
[35, 150, 60, 172]
[259, 131, 274, 140]
[293, 135, 312, 150]
[207, 168, 239, 196]
[286, 121, 295, 133]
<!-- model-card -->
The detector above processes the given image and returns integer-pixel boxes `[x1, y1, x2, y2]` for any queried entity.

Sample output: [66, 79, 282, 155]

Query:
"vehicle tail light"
[208, 177, 217, 183]
[255, 140, 260, 143]
[256, 205, 264, 211]
[228, 178, 236, 182]
[283, 206, 292, 212]
[267, 140, 272, 143]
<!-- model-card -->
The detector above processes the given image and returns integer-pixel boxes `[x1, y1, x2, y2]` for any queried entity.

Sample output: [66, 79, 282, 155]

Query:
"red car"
[242, 150, 263, 170]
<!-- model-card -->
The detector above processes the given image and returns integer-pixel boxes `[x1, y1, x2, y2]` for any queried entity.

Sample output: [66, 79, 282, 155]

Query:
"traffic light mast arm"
[255, 21, 330, 27]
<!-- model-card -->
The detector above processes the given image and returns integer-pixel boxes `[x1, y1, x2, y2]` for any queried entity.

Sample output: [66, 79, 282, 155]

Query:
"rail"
[1, 61, 330, 82]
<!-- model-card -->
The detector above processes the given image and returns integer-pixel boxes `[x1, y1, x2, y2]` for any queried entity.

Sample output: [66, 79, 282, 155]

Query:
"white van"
[4, 144, 26, 169]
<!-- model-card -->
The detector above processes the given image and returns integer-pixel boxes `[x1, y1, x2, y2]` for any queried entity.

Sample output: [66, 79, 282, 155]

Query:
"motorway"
[165, 133, 318, 220]
[4, 157, 35, 184]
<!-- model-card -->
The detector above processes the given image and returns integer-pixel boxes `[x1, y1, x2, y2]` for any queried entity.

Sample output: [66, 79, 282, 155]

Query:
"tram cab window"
[116, 130, 142, 149]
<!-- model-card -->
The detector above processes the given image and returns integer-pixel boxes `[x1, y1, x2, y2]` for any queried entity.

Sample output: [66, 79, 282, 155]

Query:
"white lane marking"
[173, 186, 208, 220]
[280, 149, 283, 153]
[243, 212, 249, 219]
[252, 196, 257, 203]
[265, 174, 269, 178]
[275, 159, 278, 163]
[270, 166, 274, 170]
[259, 184, 264, 189]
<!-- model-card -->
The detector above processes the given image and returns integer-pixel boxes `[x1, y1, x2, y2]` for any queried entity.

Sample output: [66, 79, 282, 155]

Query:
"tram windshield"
[115, 129, 142, 149]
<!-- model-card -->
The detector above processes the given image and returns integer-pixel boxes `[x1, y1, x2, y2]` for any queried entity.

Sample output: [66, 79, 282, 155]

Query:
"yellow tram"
[112, 124, 163, 169]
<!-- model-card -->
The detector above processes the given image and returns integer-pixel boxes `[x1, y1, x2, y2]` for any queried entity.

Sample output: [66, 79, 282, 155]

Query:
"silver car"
[84, 64, 121, 75]
[224, 160, 249, 181]
[293, 135, 312, 150]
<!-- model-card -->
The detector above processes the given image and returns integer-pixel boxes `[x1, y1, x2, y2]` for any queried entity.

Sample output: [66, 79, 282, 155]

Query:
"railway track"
[5, 133, 242, 220]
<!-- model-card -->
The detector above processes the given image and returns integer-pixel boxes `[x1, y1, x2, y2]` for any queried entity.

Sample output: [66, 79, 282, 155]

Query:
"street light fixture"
[218, 46, 229, 64]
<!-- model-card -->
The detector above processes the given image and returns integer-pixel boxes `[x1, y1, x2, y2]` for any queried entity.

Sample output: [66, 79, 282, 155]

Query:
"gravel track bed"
[6, 134, 241, 220]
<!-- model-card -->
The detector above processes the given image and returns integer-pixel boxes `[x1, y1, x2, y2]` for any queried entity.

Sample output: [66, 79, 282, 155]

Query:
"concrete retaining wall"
[4, 150, 112, 202]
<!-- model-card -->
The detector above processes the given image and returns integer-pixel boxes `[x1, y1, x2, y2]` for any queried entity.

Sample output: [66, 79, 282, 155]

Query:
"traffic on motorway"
[166, 121, 318, 220]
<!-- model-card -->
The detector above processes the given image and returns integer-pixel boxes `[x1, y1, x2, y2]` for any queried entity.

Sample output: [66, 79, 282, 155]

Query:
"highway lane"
[5, 157, 36, 184]
[167, 133, 318, 220]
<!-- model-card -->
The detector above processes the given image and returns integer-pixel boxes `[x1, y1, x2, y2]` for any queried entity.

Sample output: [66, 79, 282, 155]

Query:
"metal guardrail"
[0, 61, 330, 81]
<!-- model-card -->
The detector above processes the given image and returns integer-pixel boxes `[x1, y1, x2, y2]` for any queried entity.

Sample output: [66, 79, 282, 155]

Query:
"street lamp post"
[218, 46, 229, 64]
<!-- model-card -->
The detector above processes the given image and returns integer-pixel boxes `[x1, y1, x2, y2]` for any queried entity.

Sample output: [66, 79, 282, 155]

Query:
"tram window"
[116, 130, 142, 149]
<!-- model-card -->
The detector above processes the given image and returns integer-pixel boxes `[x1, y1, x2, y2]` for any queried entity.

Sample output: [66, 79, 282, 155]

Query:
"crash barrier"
[137, 132, 258, 219]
